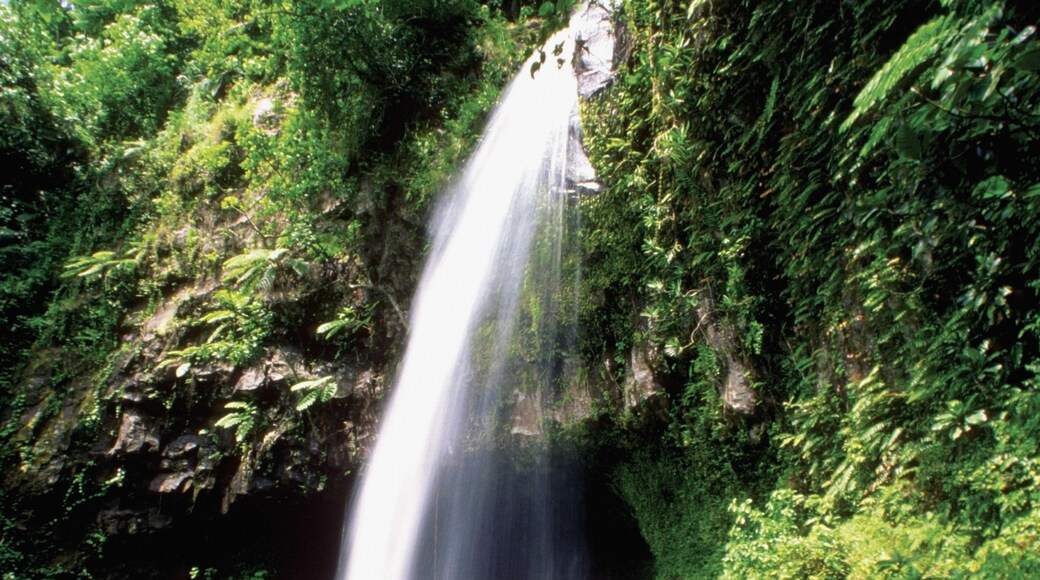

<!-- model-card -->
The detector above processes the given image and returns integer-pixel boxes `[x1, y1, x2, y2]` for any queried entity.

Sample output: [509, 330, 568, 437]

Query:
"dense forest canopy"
[2, 0, 1040, 577]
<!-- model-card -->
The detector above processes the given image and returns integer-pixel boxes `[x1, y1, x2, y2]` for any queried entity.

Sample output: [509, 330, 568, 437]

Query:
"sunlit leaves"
[841, 14, 956, 132]
[316, 304, 373, 340]
[931, 398, 989, 441]
[586, 0, 1040, 575]
[62, 250, 137, 280]
[290, 375, 337, 411]
[214, 401, 258, 443]
[54, 4, 182, 140]
[222, 247, 309, 293]
[157, 289, 272, 369]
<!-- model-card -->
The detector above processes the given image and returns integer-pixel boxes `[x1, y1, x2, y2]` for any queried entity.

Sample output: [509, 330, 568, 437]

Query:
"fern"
[222, 247, 309, 292]
[758, 75, 780, 139]
[62, 250, 137, 279]
[157, 348, 198, 377]
[316, 304, 373, 340]
[155, 289, 271, 370]
[214, 401, 258, 443]
[841, 14, 956, 132]
[290, 375, 337, 411]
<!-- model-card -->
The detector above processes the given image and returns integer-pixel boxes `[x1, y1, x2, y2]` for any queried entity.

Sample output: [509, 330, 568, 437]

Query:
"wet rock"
[142, 299, 179, 337]
[120, 386, 151, 405]
[352, 369, 381, 398]
[222, 424, 289, 512]
[567, 110, 597, 188]
[566, 1, 615, 195]
[723, 359, 756, 416]
[10, 358, 99, 492]
[265, 348, 298, 384]
[280, 449, 323, 489]
[108, 408, 161, 456]
[171, 225, 191, 250]
[148, 435, 218, 494]
[510, 389, 544, 437]
[149, 471, 193, 494]
[188, 359, 235, 382]
[234, 367, 265, 392]
[98, 502, 173, 535]
[696, 300, 759, 418]
[573, 2, 616, 99]
[252, 98, 279, 134]
[550, 356, 596, 425]
[623, 342, 665, 412]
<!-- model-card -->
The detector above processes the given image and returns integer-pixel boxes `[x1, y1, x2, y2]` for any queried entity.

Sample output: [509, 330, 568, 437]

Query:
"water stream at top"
[337, 5, 612, 578]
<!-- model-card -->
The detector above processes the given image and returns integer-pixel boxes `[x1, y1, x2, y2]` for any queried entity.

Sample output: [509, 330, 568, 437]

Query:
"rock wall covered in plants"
[578, 0, 1040, 576]
[0, 0, 540, 575]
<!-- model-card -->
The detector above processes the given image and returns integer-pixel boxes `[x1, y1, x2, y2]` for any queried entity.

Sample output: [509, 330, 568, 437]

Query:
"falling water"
[338, 4, 612, 579]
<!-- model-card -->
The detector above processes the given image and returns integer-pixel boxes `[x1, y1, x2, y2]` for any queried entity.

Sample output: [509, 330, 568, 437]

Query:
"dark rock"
[98, 501, 173, 535]
[149, 435, 218, 494]
[189, 359, 235, 382]
[265, 348, 298, 384]
[120, 387, 150, 404]
[234, 367, 265, 392]
[108, 408, 161, 456]
[10, 357, 98, 492]
[149, 471, 193, 494]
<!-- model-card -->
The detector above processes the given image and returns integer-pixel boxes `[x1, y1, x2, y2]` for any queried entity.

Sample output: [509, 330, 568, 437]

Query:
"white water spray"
[338, 5, 612, 578]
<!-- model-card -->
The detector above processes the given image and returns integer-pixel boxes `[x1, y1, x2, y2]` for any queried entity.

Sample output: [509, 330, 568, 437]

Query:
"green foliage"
[291, 0, 490, 150]
[62, 250, 138, 281]
[589, 403, 773, 580]
[159, 289, 272, 370]
[223, 247, 310, 293]
[190, 565, 271, 580]
[1, 0, 524, 574]
[317, 304, 374, 340]
[583, 0, 1040, 575]
[215, 401, 259, 443]
[54, 2, 184, 141]
[840, 13, 958, 132]
[723, 490, 848, 579]
[613, 451, 735, 577]
[290, 375, 337, 411]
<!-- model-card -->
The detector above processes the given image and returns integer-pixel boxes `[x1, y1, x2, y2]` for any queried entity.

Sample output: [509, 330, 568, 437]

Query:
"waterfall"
[338, 5, 613, 579]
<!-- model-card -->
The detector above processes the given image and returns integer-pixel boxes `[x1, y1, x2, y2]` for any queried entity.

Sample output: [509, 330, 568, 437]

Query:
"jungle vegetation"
[2, 0, 1039, 576]
[580, 0, 1040, 576]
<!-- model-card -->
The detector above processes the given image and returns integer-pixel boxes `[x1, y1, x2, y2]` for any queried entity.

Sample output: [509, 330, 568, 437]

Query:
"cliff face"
[7, 0, 1040, 577]
[2, 91, 411, 575]
[577, 0, 1040, 576]
[0, 1, 533, 575]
